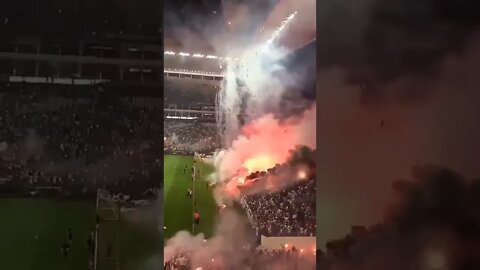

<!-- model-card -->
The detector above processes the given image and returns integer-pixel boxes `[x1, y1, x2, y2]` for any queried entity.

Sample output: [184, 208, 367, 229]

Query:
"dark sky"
[0, 0, 161, 37]
[163, 0, 279, 48]
[164, 0, 224, 37]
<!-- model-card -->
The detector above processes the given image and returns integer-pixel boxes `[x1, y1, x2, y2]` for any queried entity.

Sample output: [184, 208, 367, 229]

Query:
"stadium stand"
[0, 82, 162, 198]
[242, 178, 316, 237]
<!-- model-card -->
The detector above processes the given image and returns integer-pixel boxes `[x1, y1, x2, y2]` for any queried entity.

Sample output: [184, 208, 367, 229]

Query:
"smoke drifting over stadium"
[317, 0, 480, 249]
[164, 0, 316, 268]
[318, 165, 480, 270]
[214, 104, 316, 192]
[318, 0, 480, 106]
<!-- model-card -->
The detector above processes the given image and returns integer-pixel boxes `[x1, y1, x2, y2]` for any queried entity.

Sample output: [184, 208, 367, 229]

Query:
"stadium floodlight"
[164, 50, 225, 59]
[166, 116, 198, 120]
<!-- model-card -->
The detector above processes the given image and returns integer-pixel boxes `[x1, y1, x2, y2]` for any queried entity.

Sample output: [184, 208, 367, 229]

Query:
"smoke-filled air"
[163, 0, 317, 269]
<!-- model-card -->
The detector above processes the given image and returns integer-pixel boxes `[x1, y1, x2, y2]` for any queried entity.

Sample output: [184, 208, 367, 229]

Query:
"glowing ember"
[297, 170, 307, 180]
[237, 177, 245, 184]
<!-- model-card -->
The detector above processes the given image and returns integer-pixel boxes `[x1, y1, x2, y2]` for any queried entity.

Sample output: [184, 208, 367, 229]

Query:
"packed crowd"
[165, 248, 315, 270]
[0, 83, 162, 198]
[164, 121, 219, 155]
[242, 178, 316, 237]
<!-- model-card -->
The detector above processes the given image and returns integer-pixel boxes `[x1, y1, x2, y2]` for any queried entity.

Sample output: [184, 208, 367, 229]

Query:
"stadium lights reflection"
[164, 68, 224, 77]
[166, 116, 198, 120]
[164, 51, 241, 61]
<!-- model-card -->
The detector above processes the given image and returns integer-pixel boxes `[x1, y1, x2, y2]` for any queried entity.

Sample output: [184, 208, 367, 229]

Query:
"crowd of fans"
[164, 121, 219, 155]
[165, 248, 315, 270]
[241, 177, 316, 237]
[0, 83, 162, 198]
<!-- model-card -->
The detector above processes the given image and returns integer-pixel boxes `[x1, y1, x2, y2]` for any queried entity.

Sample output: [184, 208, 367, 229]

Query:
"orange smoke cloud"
[215, 103, 316, 185]
[243, 155, 277, 173]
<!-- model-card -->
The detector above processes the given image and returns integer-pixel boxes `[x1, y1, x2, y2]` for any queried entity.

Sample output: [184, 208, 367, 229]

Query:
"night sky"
[164, 0, 224, 37]
[0, 0, 161, 37]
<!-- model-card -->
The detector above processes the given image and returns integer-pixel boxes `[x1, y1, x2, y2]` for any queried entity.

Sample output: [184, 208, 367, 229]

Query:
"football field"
[164, 155, 217, 240]
[96, 217, 160, 270]
[0, 198, 95, 270]
[0, 198, 160, 270]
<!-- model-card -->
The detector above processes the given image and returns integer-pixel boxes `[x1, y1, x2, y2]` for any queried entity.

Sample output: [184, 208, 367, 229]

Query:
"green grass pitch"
[0, 198, 160, 270]
[163, 155, 217, 240]
[96, 219, 160, 270]
[0, 198, 95, 270]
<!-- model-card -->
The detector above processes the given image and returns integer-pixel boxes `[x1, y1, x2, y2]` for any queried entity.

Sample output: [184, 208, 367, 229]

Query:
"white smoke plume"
[164, 210, 253, 264]
[217, 42, 307, 145]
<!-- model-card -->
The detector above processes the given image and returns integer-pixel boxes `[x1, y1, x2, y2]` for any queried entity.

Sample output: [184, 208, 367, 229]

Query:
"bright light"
[237, 177, 245, 184]
[166, 116, 198, 120]
[243, 155, 276, 173]
[164, 50, 226, 60]
[297, 170, 307, 180]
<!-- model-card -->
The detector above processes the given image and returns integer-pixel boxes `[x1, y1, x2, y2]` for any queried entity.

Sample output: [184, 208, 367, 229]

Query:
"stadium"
[163, 0, 316, 269]
[0, 1, 161, 270]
